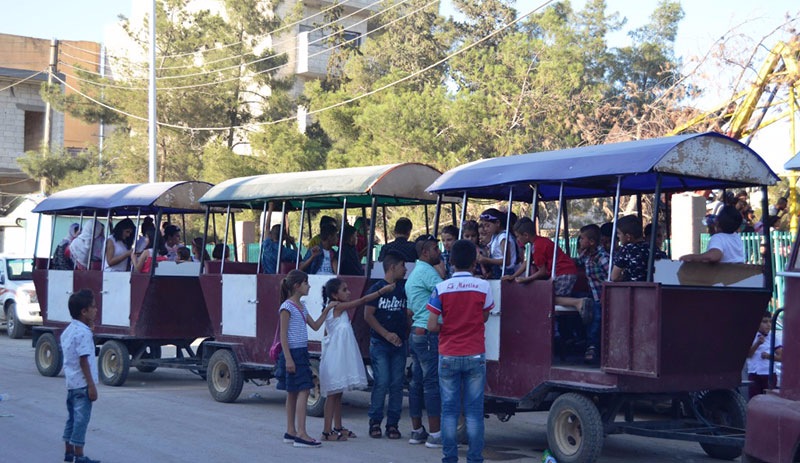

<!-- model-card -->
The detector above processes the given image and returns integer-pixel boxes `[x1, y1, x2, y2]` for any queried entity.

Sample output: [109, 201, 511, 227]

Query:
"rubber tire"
[547, 393, 604, 463]
[306, 358, 326, 418]
[207, 349, 243, 403]
[6, 303, 26, 339]
[697, 389, 747, 460]
[35, 332, 63, 377]
[135, 345, 162, 373]
[99, 340, 130, 387]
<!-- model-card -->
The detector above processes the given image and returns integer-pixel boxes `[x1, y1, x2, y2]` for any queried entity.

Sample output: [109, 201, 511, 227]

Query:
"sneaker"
[74, 456, 101, 463]
[408, 426, 429, 444]
[425, 434, 443, 448]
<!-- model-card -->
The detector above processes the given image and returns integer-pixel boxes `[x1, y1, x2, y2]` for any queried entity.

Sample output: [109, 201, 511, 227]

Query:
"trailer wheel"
[99, 340, 130, 387]
[135, 345, 162, 373]
[7, 303, 26, 339]
[35, 332, 63, 377]
[697, 389, 746, 460]
[306, 358, 326, 418]
[207, 349, 243, 403]
[547, 393, 604, 463]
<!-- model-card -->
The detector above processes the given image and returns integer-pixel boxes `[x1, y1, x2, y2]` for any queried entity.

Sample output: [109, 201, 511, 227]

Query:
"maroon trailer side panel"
[132, 274, 212, 339]
[603, 283, 661, 378]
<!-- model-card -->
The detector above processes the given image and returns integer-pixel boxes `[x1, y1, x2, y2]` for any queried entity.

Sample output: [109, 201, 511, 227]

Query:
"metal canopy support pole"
[211, 212, 218, 245]
[608, 176, 623, 281]
[230, 212, 238, 262]
[337, 198, 347, 275]
[131, 209, 141, 274]
[451, 203, 457, 226]
[458, 192, 468, 239]
[424, 204, 430, 235]
[382, 206, 388, 246]
[646, 175, 662, 282]
[432, 196, 442, 238]
[181, 214, 186, 244]
[665, 193, 672, 258]
[502, 189, 514, 276]
[45, 213, 56, 269]
[562, 198, 570, 258]
[150, 210, 162, 277]
[256, 201, 268, 274]
[34, 212, 43, 265]
[87, 211, 98, 270]
[526, 186, 538, 278]
[761, 186, 774, 292]
[101, 210, 111, 270]
[201, 206, 210, 274]
[551, 183, 564, 279]
[296, 201, 306, 269]
[636, 194, 642, 219]
[276, 201, 286, 273]
[221, 205, 231, 274]
[366, 197, 378, 279]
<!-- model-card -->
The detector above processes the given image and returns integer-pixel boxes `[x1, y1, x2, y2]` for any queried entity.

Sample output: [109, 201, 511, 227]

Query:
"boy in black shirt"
[364, 252, 408, 440]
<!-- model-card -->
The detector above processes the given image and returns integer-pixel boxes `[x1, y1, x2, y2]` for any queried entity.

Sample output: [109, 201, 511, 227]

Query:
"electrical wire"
[57, 0, 437, 93]
[58, 0, 364, 66]
[50, 0, 556, 132]
[57, 0, 414, 84]
[0, 69, 47, 93]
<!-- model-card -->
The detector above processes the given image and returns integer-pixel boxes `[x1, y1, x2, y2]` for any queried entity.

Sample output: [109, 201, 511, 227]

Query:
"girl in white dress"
[319, 278, 395, 441]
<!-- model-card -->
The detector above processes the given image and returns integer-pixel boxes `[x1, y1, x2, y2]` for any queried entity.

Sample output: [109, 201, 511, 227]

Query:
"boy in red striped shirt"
[427, 239, 494, 463]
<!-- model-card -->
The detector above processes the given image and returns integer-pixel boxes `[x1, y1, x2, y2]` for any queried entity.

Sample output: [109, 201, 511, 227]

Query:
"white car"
[0, 255, 42, 338]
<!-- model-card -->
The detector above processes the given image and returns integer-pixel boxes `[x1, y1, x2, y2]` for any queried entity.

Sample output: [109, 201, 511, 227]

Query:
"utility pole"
[148, 0, 157, 183]
[41, 38, 59, 193]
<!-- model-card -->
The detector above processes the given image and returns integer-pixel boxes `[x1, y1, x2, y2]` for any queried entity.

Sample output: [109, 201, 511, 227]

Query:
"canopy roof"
[785, 151, 800, 170]
[428, 133, 779, 201]
[33, 181, 213, 216]
[200, 163, 445, 209]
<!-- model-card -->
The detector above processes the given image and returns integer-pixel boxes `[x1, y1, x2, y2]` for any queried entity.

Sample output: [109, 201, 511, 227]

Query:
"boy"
[60, 289, 100, 463]
[503, 218, 592, 319]
[364, 252, 408, 439]
[302, 224, 338, 274]
[427, 239, 494, 463]
[379, 218, 417, 262]
[439, 225, 459, 279]
[611, 215, 650, 282]
[576, 224, 610, 362]
[260, 224, 298, 274]
[747, 311, 783, 398]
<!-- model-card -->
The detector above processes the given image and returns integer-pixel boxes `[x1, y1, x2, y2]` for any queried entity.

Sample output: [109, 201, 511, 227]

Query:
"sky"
[0, 0, 798, 169]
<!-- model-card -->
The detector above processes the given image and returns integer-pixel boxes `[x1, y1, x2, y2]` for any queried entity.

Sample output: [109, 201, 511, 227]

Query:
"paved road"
[0, 333, 731, 463]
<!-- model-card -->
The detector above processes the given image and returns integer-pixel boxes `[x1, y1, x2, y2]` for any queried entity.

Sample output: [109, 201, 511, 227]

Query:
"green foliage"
[17, 149, 92, 194]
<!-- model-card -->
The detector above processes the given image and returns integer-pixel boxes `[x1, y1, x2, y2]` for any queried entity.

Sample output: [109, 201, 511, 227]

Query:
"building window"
[23, 111, 44, 152]
[299, 25, 361, 49]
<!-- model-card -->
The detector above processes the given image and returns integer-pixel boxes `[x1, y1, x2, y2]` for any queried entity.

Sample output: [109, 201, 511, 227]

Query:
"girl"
[104, 218, 136, 271]
[276, 270, 331, 448]
[477, 209, 517, 278]
[319, 278, 395, 441]
[134, 229, 168, 273]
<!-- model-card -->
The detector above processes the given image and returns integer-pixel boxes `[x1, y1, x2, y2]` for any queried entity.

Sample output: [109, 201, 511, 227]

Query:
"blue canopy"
[785, 151, 800, 170]
[428, 133, 779, 201]
[33, 181, 213, 215]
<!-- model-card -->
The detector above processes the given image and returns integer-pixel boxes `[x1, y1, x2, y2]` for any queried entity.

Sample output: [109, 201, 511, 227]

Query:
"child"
[504, 218, 593, 317]
[364, 252, 408, 439]
[611, 215, 650, 282]
[319, 278, 395, 441]
[60, 289, 100, 463]
[644, 223, 668, 260]
[747, 311, 783, 398]
[680, 205, 745, 264]
[175, 246, 191, 263]
[276, 270, 332, 448]
[462, 220, 485, 277]
[426, 239, 494, 463]
[337, 225, 364, 276]
[303, 225, 338, 275]
[576, 224, 610, 362]
[477, 208, 517, 278]
[439, 225, 458, 279]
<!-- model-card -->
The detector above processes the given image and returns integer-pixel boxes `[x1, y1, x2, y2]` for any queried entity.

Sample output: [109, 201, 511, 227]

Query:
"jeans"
[368, 338, 407, 426]
[409, 332, 441, 419]
[439, 354, 486, 463]
[63, 387, 93, 447]
[586, 299, 602, 349]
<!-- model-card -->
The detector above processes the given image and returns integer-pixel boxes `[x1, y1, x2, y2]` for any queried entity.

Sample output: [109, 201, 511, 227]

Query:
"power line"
[56, 0, 436, 93]
[57, 0, 414, 85]
[0, 69, 47, 93]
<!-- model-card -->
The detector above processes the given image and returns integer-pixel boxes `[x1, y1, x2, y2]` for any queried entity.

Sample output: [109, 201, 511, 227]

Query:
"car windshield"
[6, 258, 33, 281]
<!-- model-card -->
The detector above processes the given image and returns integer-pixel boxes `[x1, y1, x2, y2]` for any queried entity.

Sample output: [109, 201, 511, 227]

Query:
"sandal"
[386, 425, 402, 440]
[322, 430, 347, 441]
[369, 422, 382, 438]
[334, 427, 357, 438]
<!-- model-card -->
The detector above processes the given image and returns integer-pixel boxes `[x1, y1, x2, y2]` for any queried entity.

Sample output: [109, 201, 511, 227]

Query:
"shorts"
[275, 347, 314, 392]
[553, 274, 577, 296]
